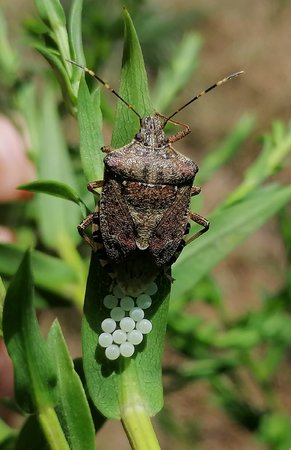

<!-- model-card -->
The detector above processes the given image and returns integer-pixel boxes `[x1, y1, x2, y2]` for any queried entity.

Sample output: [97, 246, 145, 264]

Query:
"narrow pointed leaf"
[0, 418, 15, 444]
[18, 180, 83, 205]
[226, 122, 291, 205]
[35, 0, 66, 27]
[37, 85, 80, 250]
[0, 243, 79, 300]
[47, 321, 95, 450]
[153, 32, 202, 112]
[171, 184, 291, 303]
[111, 9, 154, 148]
[82, 255, 170, 419]
[35, 0, 71, 68]
[68, 0, 85, 66]
[77, 78, 104, 182]
[82, 11, 169, 419]
[34, 44, 76, 108]
[199, 114, 256, 184]
[15, 416, 46, 450]
[3, 251, 57, 413]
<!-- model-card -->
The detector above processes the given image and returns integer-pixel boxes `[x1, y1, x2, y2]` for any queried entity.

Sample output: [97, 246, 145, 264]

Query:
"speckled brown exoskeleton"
[68, 59, 243, 293]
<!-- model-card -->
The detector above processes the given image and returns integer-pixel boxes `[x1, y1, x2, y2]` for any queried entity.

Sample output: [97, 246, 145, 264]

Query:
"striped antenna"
[164, 71, 244, 126]
[66, 59, 142, 122]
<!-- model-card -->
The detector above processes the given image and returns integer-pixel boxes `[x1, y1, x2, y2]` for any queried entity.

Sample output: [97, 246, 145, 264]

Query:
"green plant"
[1, 1, 291, 449]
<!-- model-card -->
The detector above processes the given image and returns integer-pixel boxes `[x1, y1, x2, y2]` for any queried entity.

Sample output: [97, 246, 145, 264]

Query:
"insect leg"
[191, 186, 201, 196]
[155, 112, 191, 143]
[77, 212, 99, 250]
[87, 180, 103, 194]
[101, 145, 113, 154]
[186, 212, 209, 245]
[78, 207, 114, 272]
[168, 120, 191, 143]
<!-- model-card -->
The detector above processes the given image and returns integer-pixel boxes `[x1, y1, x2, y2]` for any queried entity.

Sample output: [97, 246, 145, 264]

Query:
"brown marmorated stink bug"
[68, 59, 243, 294]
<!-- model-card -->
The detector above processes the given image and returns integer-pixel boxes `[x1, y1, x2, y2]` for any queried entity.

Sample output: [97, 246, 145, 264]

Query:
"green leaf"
[68, 0, 85, 65]
[199, 114, 256, 184]
[153, 32, 202, 112]
[0, 9, 18, 82]
[111, 9, 154, 148]
[67, 0, 85, 100]
[173, 356, 239, 381]
[0, 243, 79, 301]
[35, 0, 66, 26]
[216, 328, 260, 349]
[47, 321, 95, 450]
[34, 44, 76, 110]
[82, 11, 169, 420]
[15, 82, 40, 161]
[0, 419, 15, 444]
[34, 0, 71, 68]
[18, 179, 89, 215]
[226, 121, 291, 205]
[15, 416, 46, 450]
[77, 78, 104, 182]
[82, 255, 170, 419]
[3, 251, 57, 413]
[37, 84, 80, 251]
[18, 179, 80, 204]
[259, 413, 291, 449]
[172, 184, 291, 302]
[73, 358, 107, 432]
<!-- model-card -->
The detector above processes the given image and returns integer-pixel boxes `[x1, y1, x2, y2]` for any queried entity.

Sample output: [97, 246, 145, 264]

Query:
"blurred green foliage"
[1, 0, 291, 449]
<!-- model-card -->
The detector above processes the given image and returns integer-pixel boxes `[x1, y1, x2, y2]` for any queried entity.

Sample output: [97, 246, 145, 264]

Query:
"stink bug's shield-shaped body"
[101, 116, 197, 267]
[71, 59, 243, 293]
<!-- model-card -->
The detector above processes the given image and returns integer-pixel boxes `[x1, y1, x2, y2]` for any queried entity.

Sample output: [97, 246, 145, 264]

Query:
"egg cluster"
[98, 281, 158, 360]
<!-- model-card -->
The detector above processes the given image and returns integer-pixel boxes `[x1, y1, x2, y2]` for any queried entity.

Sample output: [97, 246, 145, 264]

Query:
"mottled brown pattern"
[79, 115, 209, 292]
[149, 185, 192, 265]
[99, 175, 136, 262]
[100, 116, 198, 266]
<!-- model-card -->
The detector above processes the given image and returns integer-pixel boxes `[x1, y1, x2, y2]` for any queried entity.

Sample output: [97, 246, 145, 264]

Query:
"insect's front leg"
[77, 210, 100, 251]
[186, 212, 210, 245]
[87, 180, 103, 194]
[155, 112, 191, 143]
[168, 121, 191, 143]
[191, 186, 201, 196]
[101, 145, 113, 154]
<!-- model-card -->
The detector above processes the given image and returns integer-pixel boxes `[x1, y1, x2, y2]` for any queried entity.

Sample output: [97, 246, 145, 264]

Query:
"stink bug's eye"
[135, 133, 142, 141]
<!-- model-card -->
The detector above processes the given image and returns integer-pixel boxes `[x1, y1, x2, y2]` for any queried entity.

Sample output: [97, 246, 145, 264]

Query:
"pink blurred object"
[0, 339, 14, 399]
[0, 226, 16, 243]
[0, 115, 36, 202]
[0, 339, 15, 425]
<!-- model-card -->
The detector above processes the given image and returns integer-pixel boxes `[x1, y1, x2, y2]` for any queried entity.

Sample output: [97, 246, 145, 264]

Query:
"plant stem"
[39, 406, 70, 450]
[120, 361, 161, 450]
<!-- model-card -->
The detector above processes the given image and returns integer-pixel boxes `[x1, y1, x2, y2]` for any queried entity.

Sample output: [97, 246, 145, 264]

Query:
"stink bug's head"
[135, 116, 168, 148]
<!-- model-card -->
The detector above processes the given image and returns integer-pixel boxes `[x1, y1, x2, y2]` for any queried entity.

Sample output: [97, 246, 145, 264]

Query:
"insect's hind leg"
[186, 212, 209, 245]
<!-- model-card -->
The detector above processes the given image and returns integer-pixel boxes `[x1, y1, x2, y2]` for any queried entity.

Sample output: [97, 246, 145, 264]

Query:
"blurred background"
[1, 0, 291, 449]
